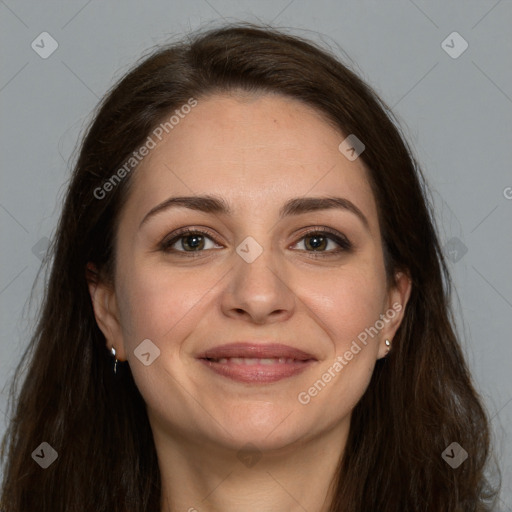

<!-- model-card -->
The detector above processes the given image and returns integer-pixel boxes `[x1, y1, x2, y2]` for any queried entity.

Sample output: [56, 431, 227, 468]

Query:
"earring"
[385, 339, 391, 353]
[110, 346, 118, 374]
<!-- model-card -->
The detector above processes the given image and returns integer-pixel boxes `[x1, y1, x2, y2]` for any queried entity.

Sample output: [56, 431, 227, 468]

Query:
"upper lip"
[197, 342, 317, 361]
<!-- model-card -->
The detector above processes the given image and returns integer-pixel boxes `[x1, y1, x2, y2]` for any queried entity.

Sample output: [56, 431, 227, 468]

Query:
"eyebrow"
[139, 194, 370, 231]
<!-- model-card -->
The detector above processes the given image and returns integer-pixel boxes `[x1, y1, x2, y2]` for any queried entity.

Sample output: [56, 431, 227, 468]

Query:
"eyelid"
[293, 226, 352, 250]
[159, 226, 352, 255]
[159, 226, 222, 252]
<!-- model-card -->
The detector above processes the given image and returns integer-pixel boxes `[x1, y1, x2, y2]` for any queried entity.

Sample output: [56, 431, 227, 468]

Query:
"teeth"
[210, 357, 297, 364]
[230, 357, 250, 364]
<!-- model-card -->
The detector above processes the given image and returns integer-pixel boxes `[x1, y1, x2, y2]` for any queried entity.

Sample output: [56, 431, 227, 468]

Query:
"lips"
[198, 343, 316, 361]
[197, 343, 317, 383]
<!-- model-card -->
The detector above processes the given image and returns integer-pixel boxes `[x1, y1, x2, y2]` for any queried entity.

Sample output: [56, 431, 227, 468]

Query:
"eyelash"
[159, 226, 353, 258]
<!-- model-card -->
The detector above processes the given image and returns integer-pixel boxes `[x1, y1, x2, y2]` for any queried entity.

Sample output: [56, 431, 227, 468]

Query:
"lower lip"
[198, 358, 315, 383]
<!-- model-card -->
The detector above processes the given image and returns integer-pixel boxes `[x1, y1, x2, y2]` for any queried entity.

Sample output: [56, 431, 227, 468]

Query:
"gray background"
[1, 0, 511, 508]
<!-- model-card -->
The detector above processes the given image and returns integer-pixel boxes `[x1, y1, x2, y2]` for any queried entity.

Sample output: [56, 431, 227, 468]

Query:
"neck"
[154, 420, 349, 512]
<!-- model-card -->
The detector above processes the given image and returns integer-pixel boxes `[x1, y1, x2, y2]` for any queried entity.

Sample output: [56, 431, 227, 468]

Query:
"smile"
[197, 342, 317, 383]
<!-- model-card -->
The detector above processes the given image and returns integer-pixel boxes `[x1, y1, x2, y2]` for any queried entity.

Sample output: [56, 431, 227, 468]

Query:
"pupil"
[308, 235, 326, 251]
[184, 234, 203, 250]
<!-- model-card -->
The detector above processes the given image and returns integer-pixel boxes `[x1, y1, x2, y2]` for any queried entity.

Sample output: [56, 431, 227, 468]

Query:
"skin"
[88, 91, 411, 512]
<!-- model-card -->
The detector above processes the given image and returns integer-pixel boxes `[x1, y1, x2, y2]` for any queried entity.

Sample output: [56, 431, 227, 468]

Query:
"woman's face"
[90, 92, 410, 453]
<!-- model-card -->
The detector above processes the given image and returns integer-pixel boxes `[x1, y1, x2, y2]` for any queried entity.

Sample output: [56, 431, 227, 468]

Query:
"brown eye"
[160, 229, 221, 254]
[177, 233, 206, 251]
[304, 233, 329, 251]
[293, 229, 352, 255]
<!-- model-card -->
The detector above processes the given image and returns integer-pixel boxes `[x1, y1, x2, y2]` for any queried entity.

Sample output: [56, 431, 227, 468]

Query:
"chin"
[210, 405, 313, 450]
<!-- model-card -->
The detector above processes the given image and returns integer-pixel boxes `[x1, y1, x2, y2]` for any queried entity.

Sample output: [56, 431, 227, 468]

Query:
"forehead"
[123, 92, 379, 231]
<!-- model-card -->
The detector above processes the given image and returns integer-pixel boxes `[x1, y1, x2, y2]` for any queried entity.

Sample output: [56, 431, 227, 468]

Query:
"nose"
[220, 239, 296, 325]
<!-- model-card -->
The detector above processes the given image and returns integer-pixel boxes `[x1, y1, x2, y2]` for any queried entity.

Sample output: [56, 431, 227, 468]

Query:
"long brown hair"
[0, 21, 499, 511]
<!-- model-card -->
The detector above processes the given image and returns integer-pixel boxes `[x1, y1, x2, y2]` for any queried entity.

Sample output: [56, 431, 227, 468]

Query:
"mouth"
[197, 343, 317, 384]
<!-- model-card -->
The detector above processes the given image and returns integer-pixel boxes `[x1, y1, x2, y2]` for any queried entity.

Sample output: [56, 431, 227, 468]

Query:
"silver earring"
[385, 339, 391, 353]
[110, 346, 118, 374]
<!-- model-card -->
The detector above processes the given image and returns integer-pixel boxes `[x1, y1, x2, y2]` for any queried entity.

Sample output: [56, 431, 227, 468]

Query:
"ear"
[86, 262, 127, 361]
[377, 270, 412, 359]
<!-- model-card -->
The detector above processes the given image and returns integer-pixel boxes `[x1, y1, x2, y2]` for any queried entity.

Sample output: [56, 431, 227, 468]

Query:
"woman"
[0, 22, 499, 511]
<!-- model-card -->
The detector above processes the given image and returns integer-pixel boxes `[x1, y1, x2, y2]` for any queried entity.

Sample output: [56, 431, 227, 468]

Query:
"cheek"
[116, 263, 216, 347]
[310, 266, 386, 350]
[298, 280, 380, 416]
[294, 265, 384, 407]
